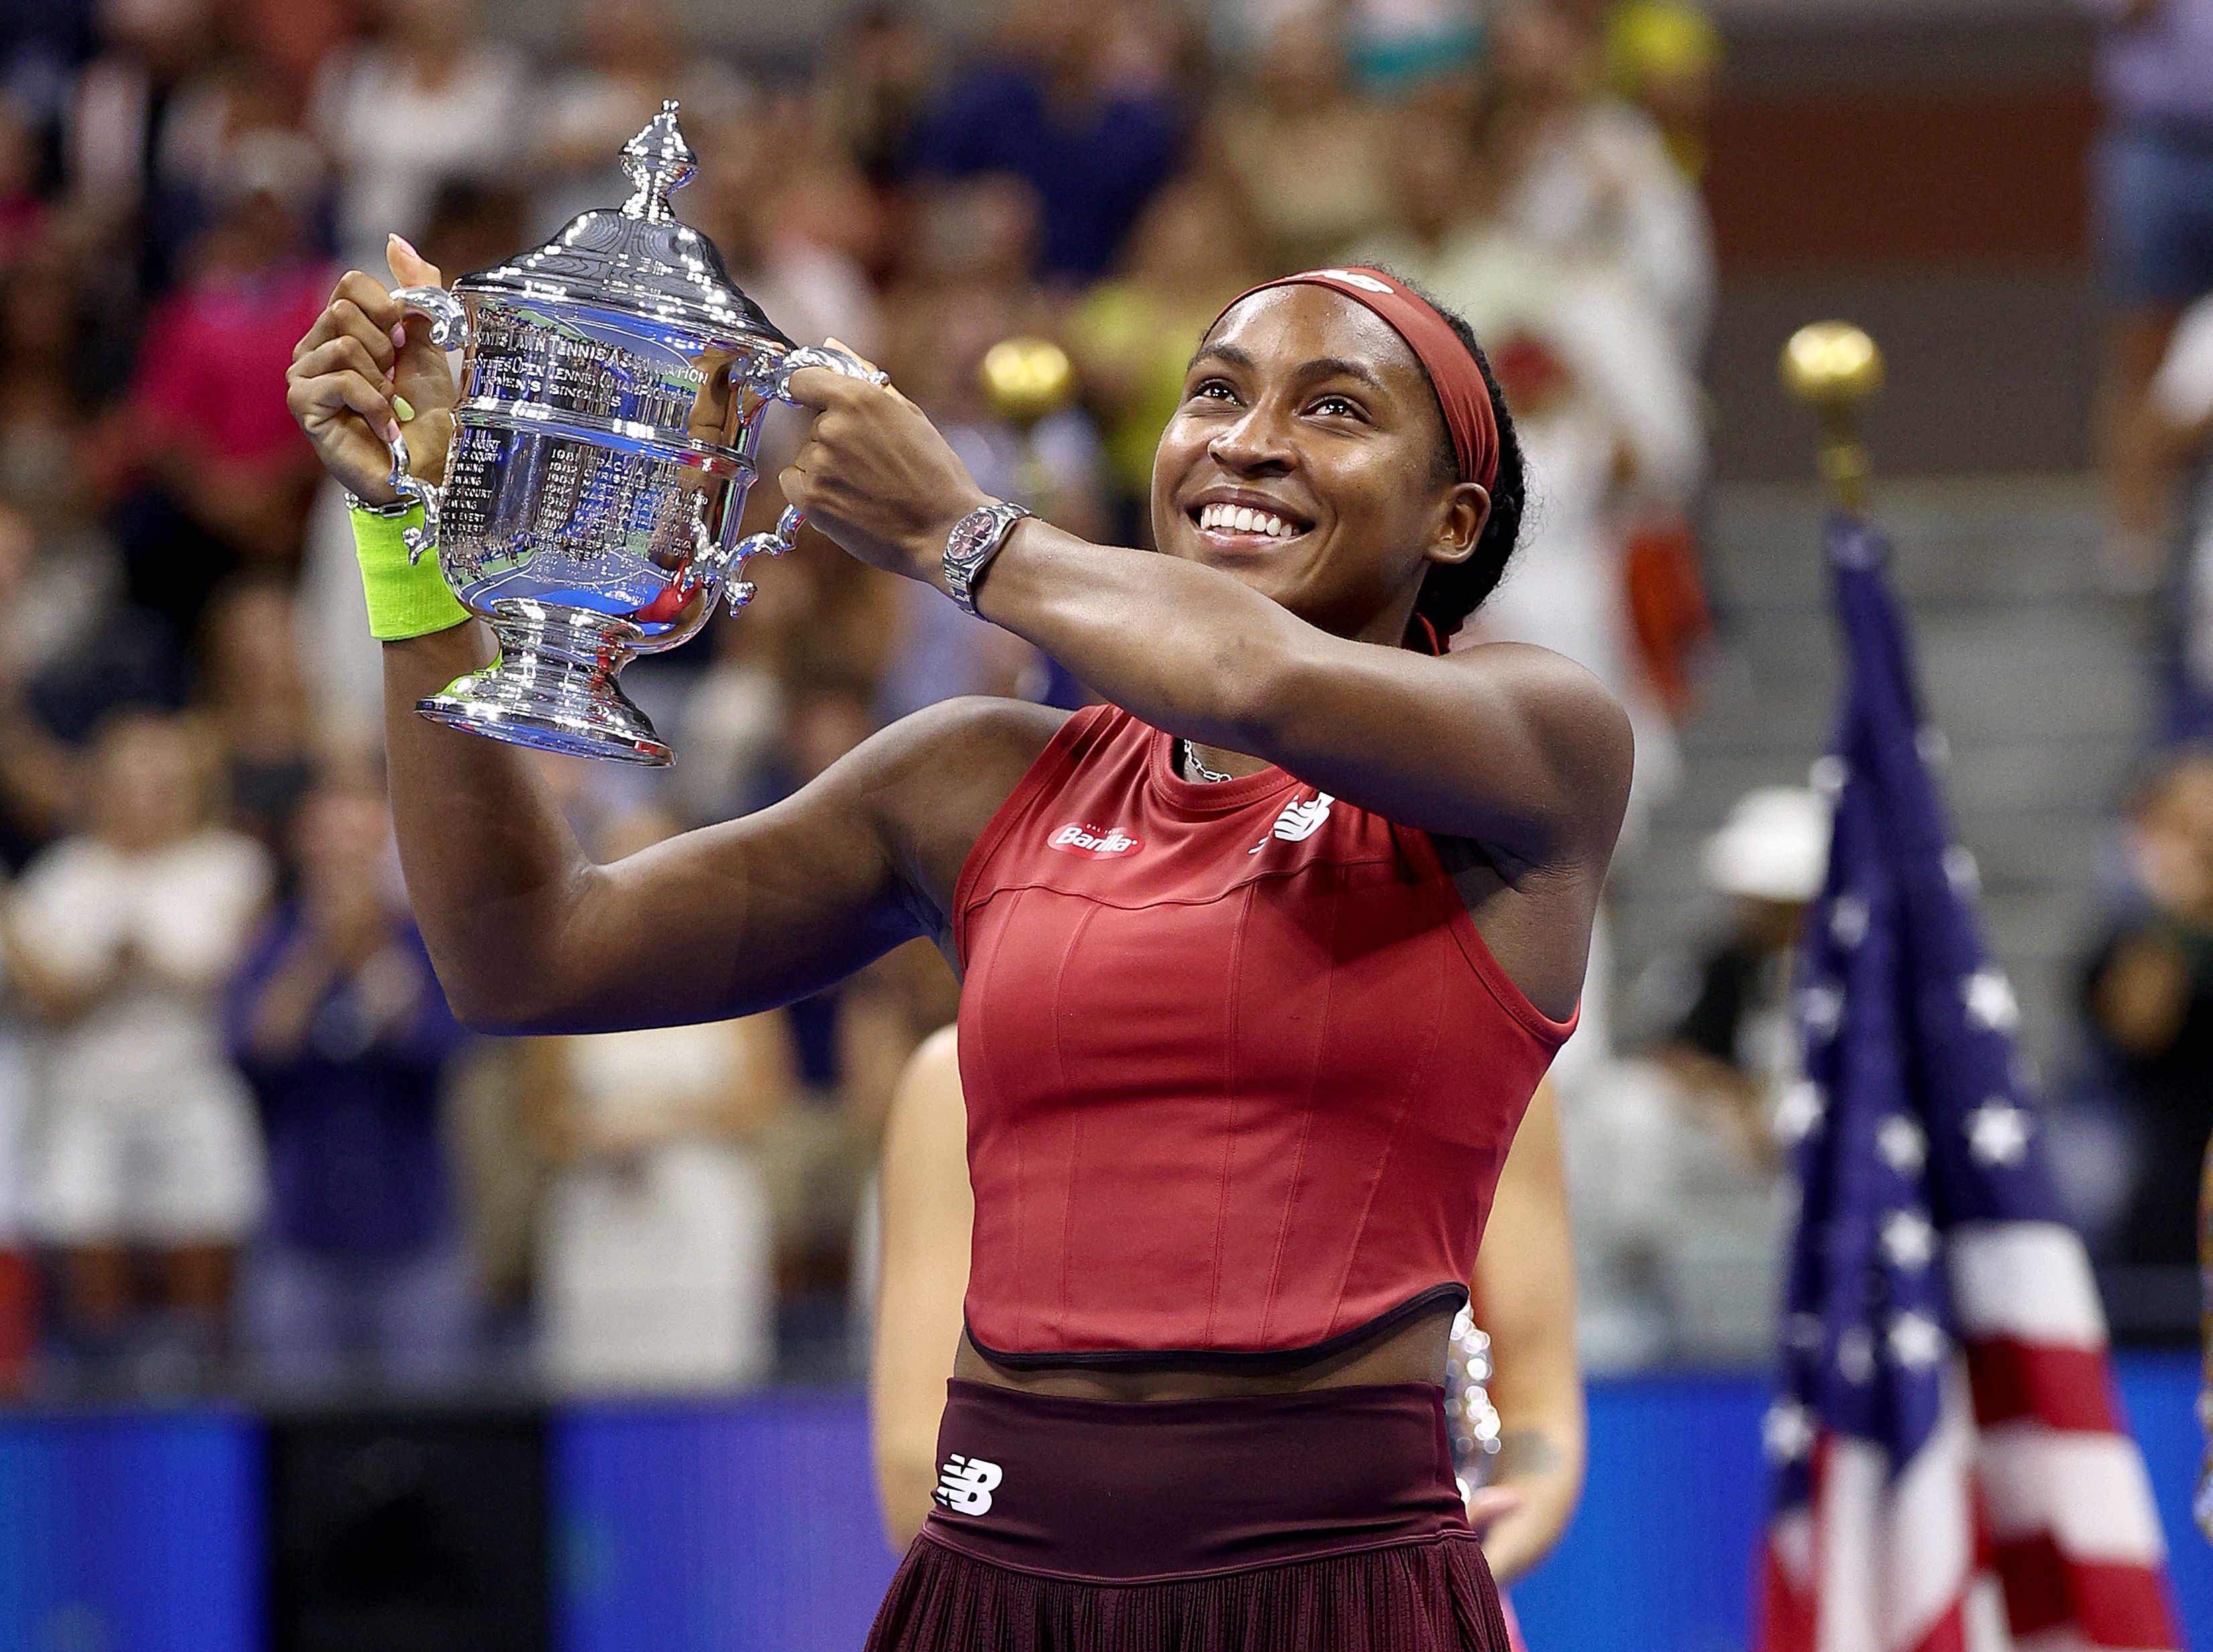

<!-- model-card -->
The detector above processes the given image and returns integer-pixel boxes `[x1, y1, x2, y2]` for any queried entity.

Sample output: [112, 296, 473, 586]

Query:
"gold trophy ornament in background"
[1782, 321, 1884, 512]
[978, 337, 1076, 514]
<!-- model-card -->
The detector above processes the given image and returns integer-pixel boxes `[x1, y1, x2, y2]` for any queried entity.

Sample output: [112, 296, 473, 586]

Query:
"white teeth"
[1198, 502, 1300, 538]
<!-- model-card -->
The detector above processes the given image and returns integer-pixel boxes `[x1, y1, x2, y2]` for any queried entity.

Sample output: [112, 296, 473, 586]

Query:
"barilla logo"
[1048, 821, 1143, 858]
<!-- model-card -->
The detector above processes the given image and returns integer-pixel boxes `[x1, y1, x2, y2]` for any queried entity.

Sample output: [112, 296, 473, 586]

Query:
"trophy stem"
[415, 600, 672, 766]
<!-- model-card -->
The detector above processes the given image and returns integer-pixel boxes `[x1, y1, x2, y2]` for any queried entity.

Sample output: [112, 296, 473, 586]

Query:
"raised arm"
[284, 248, 1060, 1035]
[776, 368, 1632, 880]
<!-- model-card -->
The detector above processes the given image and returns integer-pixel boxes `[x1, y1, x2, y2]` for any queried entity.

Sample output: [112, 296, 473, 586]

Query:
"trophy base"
[416, 601, 673, 766]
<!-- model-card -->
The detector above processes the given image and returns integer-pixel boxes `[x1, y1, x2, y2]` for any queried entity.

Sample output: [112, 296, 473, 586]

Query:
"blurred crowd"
[0, 0, 2206, 1405]
[0, 0, 2208, 1408]
[0, 0, 1734, 1397]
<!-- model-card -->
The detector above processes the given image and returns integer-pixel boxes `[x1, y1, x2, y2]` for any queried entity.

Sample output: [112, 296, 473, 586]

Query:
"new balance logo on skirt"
[935, 1454, 1002, 1516]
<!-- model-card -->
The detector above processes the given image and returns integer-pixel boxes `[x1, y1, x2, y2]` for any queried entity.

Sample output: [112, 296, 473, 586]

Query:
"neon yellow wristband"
[350, 505, 471, 641]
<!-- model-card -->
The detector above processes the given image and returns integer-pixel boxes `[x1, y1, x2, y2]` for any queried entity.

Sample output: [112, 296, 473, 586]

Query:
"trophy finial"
[1781, 322, 1884, 511]
[621, 99, 697, 223]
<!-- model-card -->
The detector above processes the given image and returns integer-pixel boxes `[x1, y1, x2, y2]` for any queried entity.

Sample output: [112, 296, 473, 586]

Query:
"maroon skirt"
[864, 1378, 1512, 1652]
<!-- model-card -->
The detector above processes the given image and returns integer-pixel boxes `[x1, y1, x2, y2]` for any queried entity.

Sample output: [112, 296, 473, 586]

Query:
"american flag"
[1755, 516, 2180, 1652]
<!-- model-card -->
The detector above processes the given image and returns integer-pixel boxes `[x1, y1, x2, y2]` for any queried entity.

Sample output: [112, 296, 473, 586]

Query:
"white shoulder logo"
[935, 1454, 1003, 1516]
[1251, 792, 1336, 853]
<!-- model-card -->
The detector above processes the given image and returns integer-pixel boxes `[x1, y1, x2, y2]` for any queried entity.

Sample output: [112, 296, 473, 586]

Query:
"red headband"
[1208, 267, 1500, 493]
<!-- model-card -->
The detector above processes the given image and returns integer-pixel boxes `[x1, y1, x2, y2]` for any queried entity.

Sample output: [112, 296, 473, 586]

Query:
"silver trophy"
[378, 101, 881, 764]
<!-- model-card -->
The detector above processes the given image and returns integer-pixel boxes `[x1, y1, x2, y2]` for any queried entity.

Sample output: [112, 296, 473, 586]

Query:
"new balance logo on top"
[1048, 821, 1143, 857]
[935, 1454, 1003, 1516]
[1251, 792, 1335, 852]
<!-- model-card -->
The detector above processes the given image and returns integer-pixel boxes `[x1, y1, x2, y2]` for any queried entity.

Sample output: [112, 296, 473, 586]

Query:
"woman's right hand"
[285, 235, 458, 506]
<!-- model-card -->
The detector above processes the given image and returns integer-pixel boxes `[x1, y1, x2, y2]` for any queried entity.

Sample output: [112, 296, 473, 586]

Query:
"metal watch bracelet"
[944, 501, 1032, 617]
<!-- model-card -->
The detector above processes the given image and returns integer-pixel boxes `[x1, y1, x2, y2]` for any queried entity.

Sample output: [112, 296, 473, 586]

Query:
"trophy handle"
[720, 343, 890, 611]
[384, 284, 468, 563]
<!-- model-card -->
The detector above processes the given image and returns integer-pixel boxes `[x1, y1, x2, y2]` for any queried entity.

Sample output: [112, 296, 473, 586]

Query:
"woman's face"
[91, 720, 204, 852]
[1149, 286, 1487, 645]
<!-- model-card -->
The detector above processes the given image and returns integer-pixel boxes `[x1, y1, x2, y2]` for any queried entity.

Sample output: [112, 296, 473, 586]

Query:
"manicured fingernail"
[390, 233, 418, 257]
[392, 395, 414, 422]
[390, 322, 408, 350]
[385, 418, 403, 443]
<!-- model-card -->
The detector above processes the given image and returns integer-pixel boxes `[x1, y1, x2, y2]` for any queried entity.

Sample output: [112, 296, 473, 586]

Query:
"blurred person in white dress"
[310, 0, 529, 271]
[525, 805, 791, 1395]
[524, 0, 750, 240]
[8, 709, 271, 1386]
[1491, 0, 1715, 365]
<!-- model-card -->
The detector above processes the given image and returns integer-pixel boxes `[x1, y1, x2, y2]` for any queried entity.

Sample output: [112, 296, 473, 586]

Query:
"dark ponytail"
[1378, 276, 1528, 650]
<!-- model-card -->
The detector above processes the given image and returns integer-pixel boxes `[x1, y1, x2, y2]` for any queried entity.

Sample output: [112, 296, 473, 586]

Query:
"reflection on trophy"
[380, 101, 881, 765]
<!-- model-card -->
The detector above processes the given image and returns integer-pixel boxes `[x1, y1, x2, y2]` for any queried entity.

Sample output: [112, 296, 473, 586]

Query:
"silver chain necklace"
[1177, 739, 1235, 783]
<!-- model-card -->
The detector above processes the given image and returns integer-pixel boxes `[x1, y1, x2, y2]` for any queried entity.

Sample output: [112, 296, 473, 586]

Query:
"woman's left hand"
[779, 341, 992, 590]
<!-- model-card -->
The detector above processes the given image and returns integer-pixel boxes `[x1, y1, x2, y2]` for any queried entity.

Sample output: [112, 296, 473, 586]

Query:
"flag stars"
[1809, 755, 1848, 801]
[1774, 1081, 1826, 1148]
[1877, 1115, 1927, 1176]
[1829, 896, 1870, 949]
[1880, 1209, 1935, 1270]
[1763, 1399, 1816, 1464]
[1836, 1326, 1876, 1384]
[1888, 1311, 1945, 1370]
[1801, 985, 1845, 1042]
[1943, 845, 1980, 898]
[1915, 727, 1950, 768]
[1966, 1098, 2032, 1167]
[1963, 968, 2019, 1033]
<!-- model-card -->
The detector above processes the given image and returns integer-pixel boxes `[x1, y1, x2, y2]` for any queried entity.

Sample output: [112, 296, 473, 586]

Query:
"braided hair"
[1381, 275, 1528, 651]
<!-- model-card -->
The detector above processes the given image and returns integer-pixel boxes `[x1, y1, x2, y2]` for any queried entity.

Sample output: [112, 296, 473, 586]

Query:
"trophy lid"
[457, 101, 790, 348]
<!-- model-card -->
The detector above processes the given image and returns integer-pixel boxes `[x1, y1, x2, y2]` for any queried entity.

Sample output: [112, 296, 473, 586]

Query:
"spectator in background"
[1492, 0, 1715, 364]
[817, 3, 944, 184]
[1208, 10, 1389, 272]
[1605, 0, 1721, 181]
[196, 575, 319, 854]
[2082, 748, 2213, 1268]
[113, 132, 331, 634]
[62, 0, 229, 296]
[227, 773, 471, 1391]
[310, 0, 527, 270]
[1066, 169, 1264, 534]
[9, 710, 270, 1391]
[2083, 0, 2213, 589]
[2143, 290, 2213, 740]
[526, 0, 748, 239]
[907, 0, 1184, 283]
[526, 805, 786, 1395]
[0, 95, 48, 269]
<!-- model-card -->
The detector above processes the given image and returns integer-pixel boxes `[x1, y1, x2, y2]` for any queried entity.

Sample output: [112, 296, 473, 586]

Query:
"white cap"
[1701, 786, 1833, 904]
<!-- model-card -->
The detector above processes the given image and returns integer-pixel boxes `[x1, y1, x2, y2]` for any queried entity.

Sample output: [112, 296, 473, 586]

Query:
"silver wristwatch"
[943, 501, 1031, 617]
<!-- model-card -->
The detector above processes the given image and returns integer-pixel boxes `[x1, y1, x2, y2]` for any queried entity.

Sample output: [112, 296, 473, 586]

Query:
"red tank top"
[954, 703, 1576, 1366]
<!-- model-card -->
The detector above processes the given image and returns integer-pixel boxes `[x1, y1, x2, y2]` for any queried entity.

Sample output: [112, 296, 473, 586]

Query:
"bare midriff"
[950, 1300, 1460, 1401]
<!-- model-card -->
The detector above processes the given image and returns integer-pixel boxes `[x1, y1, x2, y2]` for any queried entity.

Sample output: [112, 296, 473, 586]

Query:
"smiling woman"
[285, 249, 1632, 1651]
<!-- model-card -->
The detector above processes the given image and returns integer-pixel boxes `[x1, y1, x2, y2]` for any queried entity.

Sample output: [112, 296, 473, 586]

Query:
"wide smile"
[1188, 499, 1314, 550]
